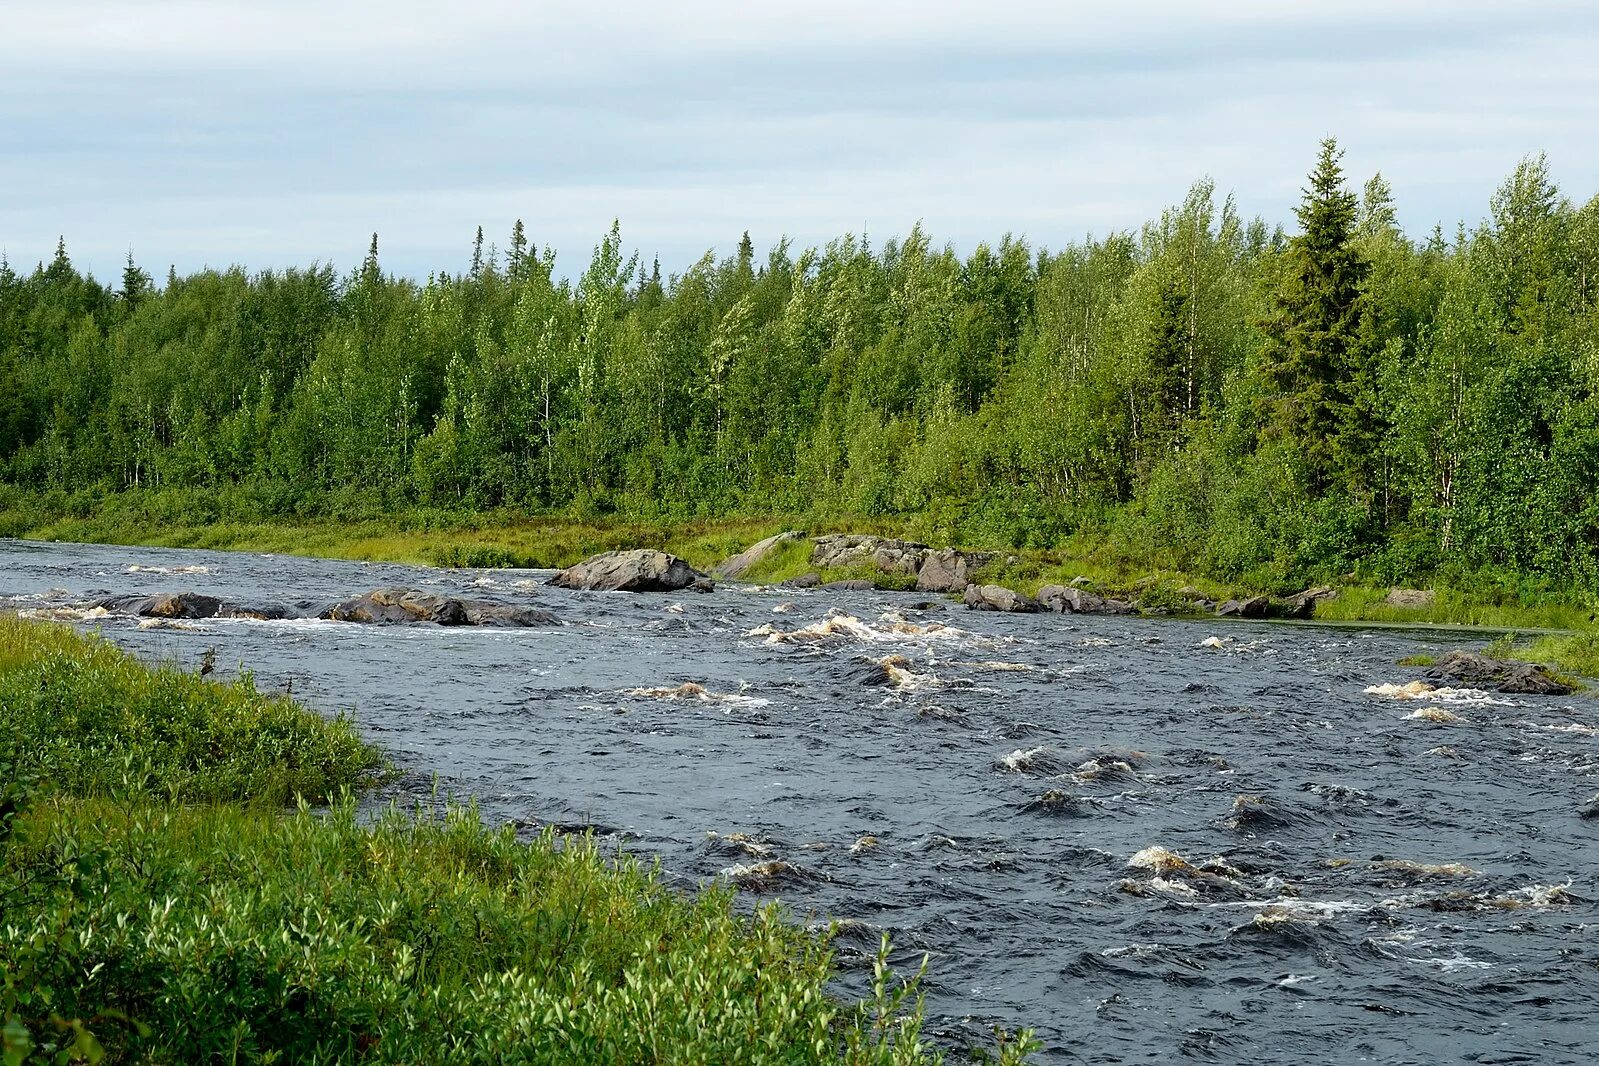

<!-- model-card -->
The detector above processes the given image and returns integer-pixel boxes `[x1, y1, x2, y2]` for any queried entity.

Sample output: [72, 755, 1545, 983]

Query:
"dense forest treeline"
[3, 140, 1598, 591]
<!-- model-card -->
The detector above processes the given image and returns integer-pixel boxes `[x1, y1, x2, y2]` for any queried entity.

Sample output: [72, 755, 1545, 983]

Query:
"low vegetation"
[0, 617, 1036, 1064]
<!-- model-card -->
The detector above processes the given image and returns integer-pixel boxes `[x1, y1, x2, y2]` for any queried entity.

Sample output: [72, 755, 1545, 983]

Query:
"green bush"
[0, 618, 382, 807]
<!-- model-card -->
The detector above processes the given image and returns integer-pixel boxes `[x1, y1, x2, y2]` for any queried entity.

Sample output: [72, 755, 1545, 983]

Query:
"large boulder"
[872, 541, 929, 576]
[963, 584, 1038, 613]
[1280, 586, 1337, 619]
[94, 592, 223, 619]
[549, 550, 705, 593]
[712, 530, 806, 580]
[1036, 585, 1136, 615]
[1217, 595, 1270, 619]
[810, 534, 882, 570]
[1386, 588, 1437, 609]
[322, 589, 556, 627]
[914, 548, 996, 593]
[1425, 650, 1572, 696]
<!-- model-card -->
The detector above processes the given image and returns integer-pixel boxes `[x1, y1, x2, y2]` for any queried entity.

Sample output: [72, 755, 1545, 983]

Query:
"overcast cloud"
[3, 1, 1597, 280]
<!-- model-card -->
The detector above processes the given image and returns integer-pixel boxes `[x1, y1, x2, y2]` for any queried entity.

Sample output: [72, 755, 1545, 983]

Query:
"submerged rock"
[1424, 650, 1572, 696]
[322, 589, 556, 627]
[963, 584, 1038, 613]
[548, 549, 705, 593]
[96, 591, 223, 619]
[820, 579, 878, 591]
[712, 530, 806, 580]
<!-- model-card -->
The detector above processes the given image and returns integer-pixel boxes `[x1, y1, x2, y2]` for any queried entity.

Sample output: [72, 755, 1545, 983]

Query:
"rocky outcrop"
[322, 589, 556, 627]
[810, 535, 929, 571]
[1424, 650, 1572, 696]
[1036, 585, 1136, 615]
[1280, 586, 1337, 619]
[712, 530, 806, 580]
[1386, 588, 1437, 609]
[963, 584, 1038, 613]
[1217, 595, 1270, 619]
[914, 548, 996, 593]
[872, 541, 929, 576]
[810, 534, 882, 569]
[548, 550, 705, 593]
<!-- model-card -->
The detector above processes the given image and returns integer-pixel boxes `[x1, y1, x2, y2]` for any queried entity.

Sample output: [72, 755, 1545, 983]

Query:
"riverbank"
[0, 616, 1036, 1064]
[9, 500, 1599, 677]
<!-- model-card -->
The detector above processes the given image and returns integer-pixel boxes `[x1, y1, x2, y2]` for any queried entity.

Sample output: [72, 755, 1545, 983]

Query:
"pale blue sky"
[4, 1, 1597, 280]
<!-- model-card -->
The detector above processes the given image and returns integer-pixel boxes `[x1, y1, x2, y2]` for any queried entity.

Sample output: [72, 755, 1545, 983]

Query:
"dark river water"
[4, 538, 1597, 1064]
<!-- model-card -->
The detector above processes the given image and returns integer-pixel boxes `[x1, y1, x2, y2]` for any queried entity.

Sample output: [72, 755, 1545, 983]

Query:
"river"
[3, 538, 1596, 1064]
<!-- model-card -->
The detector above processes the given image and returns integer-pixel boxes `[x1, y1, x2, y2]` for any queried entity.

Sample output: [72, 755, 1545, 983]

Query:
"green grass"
[0, 616, 382, 806]
[0, 618, 1037, 1064]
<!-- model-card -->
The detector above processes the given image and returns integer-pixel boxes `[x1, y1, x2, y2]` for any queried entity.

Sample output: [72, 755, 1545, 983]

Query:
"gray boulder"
[820, 579, 878, 591]
[1036, 585, 1135, 615]
[963, 584, 1038, 613]
[914, 548, 996, 593]
[712, 530, 806, 580]
[1281, 586, 1337, 619]
[1425, 650, 1572, 696]
[322, 589, 556, 627]
[1217, 595, 1270, 619]
[810, 534, 883, 569]
[548, 550, 705, 593]
[872, 541, 929, 576]
[781, 572, 822, 589]
[1385, 588, 1437, 609]
[95, 592, 223, 619]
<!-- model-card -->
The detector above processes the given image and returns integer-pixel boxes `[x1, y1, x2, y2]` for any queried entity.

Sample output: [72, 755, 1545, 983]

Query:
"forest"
[3, 140, 1598, 593]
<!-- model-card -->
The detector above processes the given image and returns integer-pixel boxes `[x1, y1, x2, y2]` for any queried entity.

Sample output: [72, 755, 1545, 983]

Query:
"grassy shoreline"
[0, 617, 1037, 1063]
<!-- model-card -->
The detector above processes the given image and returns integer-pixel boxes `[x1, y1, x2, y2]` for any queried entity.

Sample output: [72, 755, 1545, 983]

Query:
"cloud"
[3, 1, 1596, 279]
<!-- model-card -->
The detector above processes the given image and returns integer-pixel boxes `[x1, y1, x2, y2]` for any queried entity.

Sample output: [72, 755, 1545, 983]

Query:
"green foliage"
[0, 617, 382, 806]
[5, 146, 1599, 597]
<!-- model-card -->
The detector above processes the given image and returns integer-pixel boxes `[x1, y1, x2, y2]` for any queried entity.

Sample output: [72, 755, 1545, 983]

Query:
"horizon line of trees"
[3, 140, 1598, 590]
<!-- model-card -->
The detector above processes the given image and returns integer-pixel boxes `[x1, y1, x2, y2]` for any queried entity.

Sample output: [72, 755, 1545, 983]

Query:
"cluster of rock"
[94, 588, 556, 628]
[710, 531, 1360, 621]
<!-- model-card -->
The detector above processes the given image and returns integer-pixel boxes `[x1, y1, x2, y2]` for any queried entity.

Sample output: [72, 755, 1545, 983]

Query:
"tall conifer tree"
[1259, 138, 1375, 492]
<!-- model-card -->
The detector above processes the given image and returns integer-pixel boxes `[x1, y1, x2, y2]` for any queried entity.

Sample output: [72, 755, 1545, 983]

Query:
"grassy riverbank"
[0, 617, 1036, 1064]
[10, 496, 1599, 639]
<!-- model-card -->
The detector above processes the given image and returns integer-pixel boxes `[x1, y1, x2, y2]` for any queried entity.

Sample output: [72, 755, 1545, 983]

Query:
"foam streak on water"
[4, 539, 1597, 1064]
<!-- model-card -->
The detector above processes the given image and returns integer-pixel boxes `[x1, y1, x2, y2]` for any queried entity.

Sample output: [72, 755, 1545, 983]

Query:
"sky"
[4, 0, 1597, 282]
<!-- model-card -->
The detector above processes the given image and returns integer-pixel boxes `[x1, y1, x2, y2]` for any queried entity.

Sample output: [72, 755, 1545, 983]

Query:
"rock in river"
[548, 549, 706, 593]
[963, 584, 1038, 613]
[323, 589, 556, 627]
[1036, 585, 1136, 615]
[1424, 650, 1572, 696]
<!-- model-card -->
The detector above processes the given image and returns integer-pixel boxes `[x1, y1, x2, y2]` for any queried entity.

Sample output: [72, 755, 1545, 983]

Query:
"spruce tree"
[120, 249, 151, 308]
[1259, 138, 1374, 492]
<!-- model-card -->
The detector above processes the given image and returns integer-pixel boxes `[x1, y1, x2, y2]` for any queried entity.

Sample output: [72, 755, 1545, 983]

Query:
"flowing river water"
[4, 538, 1597, 1064]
